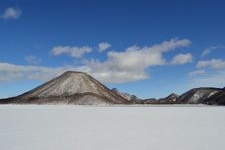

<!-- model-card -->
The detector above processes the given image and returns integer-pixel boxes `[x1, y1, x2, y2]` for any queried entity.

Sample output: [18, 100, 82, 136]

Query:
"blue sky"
[0, 0, 225, 99]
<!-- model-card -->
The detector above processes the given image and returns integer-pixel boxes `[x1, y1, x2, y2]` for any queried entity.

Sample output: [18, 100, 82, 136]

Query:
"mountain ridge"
[0, 71, 224, 105]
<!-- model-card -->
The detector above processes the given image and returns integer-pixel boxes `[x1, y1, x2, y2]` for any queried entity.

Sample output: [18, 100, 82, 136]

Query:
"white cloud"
[188, 70, 225, 88]
[187, 58, 225, 88]
[83, 59, 149, 83]
[0, 7, 22, 20]
[171, 53, 193, 65]
[98, 42, 111, 52]
[0, 38, 191, 84]
[82, 38, 191, 83]
[201, 45, 225, 57]
[51, 46, 92, 58]
[188, 69, 205, 76]
[0, 61, 141, 83]
[25, 56, 42, 65]
[0, 62, 89, 82]
[196, 59, 225, 69]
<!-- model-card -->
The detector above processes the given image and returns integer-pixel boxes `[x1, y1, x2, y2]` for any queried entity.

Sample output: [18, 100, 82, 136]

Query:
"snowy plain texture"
[0, 105, 225, 150]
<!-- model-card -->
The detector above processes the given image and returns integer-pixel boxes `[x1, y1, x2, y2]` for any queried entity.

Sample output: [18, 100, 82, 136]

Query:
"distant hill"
[135, 88, 225, 105]
[177, 87, 222, 104]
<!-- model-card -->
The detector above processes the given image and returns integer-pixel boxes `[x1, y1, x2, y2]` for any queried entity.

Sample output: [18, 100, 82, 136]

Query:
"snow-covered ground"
[0, 105, 225, 150]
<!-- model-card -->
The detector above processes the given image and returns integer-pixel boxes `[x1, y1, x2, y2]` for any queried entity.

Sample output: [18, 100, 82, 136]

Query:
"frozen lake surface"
[0, 105, 225, 150]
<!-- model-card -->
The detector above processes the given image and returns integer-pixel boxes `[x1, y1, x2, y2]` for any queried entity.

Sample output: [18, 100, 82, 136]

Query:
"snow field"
[0, 105, 225, 150]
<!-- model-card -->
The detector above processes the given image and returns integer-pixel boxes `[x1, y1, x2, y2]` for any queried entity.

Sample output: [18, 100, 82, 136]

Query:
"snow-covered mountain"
[136, 93, 179, 104]
[0, 71, 131, 105]
[0, 71, 224, 105]
[158, 93, 179, 103]
[135, 88, 224, 105]
[136, 98, 157, 104]
[111, 88, 139, 102]
[204, 87, 225, 105]
[177, 87, 222, 104]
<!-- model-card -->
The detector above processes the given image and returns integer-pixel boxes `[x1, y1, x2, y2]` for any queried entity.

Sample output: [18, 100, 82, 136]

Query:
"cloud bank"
[0, 38, 191, 83]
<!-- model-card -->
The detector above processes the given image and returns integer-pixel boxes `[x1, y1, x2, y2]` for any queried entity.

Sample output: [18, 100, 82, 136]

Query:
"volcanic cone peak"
[21, 71, 94, 97]
[3, 71, 130, 105]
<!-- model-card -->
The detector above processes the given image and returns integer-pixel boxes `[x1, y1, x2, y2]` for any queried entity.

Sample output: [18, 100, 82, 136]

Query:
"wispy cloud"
[25, 56, 42, 65]
[171, 53, 193, 65]
[188, 69, 205, 76]
[188, 70, 225, 88]
[51, 46, 92, 58]
[98, 42, 111, 52]
[201, 45, 225, 57]
[0, 62, 87, 82]
[196, 59, 225, 69]
[0, 7, 22, 20]
[188, 58, 225, 88]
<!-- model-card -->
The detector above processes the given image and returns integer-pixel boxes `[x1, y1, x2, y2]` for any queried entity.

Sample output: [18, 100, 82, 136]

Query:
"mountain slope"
[177, 87, 222, 104]
[204, 88, 225, 105]
[158, 93, 179, 104]
[111, 88, 139, 102]
[136, 93, 179, 104]
[0, 71, 131, 105]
